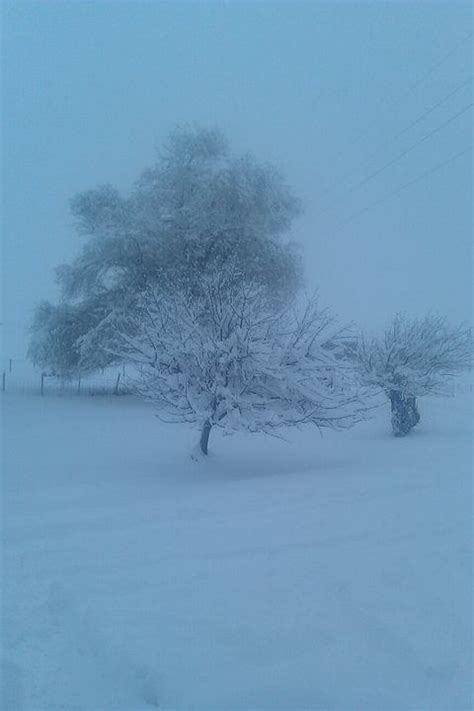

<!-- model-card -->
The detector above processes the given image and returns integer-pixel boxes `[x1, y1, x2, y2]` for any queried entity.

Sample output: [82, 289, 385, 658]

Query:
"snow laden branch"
[110, 271, 369, 455]
[354, 313, 472, 436]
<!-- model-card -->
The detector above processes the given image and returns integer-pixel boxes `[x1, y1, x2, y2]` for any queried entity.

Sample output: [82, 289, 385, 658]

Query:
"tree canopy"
[30, 125, 303, 374]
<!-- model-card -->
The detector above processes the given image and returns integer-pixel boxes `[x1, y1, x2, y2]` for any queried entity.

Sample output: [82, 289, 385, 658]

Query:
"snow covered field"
[1, 390, 472, 710]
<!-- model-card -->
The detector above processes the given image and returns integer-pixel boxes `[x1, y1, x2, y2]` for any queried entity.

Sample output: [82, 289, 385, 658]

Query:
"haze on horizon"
[1, 0, 472, 361]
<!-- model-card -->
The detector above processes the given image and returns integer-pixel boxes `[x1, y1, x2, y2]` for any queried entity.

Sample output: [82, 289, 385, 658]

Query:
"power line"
[330, 145, 472, 234]
[318, 76, 472, 203]
[380, 77, 472, 148]
[324, 30, 473, 169]
[317, 101, 472, 217]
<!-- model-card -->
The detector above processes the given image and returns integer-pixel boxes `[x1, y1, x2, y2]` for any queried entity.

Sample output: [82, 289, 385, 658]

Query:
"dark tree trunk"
[199, 419, 212, 455]
[389, 390, 420, 437]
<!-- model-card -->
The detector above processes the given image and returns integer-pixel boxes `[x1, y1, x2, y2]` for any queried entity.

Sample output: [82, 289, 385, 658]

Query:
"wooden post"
[114, 372, 121, 395]
[9, 359, 12, 373]
[2, 372, 5, 392]
[77, 375, 81, 394]
[41, 373, 45, 396]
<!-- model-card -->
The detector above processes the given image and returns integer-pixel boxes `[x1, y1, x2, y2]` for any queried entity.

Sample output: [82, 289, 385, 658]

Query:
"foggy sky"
[1, 0, 472, 360]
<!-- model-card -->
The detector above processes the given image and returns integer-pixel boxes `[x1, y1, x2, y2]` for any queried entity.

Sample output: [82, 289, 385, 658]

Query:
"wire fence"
[0, 359, 134, 397]
[0, 357, 472, 398]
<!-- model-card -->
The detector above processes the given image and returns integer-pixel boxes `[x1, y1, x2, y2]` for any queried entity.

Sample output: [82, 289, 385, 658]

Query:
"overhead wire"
[329, 145, 472, 235]
[317, 76, 472, 203]
[313, 31, 472, 241]
[316, 100, 472, 218]
[323, 30, 473, 173]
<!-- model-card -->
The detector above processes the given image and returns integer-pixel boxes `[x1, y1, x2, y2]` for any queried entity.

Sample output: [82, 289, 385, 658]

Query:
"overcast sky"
[1, 0, 472, 360]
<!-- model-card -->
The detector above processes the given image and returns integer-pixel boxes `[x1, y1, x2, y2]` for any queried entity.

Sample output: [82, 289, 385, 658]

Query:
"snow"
[1, 390, 472, 710]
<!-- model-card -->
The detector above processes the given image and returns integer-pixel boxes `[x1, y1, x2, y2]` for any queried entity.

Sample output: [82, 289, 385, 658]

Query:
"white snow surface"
[1, 391, 472, 710]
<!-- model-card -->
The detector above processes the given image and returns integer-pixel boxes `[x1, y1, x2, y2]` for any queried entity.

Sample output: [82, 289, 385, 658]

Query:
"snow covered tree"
[355, 314, 472, 436]
[30, 125, 303, 373]
[107, 269, 368, 456]
[59, 125, 301, 304]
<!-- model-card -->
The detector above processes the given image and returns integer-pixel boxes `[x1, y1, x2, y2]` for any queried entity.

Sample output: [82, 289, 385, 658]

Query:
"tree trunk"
[389, 390, 420, 436]
[199, 419, 212, 455]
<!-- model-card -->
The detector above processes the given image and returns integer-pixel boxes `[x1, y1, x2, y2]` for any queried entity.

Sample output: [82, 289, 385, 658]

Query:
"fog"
[2, 5, 473, 709]
[1, 0, 472, 358]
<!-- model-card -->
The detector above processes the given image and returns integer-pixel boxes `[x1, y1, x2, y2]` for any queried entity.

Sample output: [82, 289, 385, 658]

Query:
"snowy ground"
[1, 390, 472, 710]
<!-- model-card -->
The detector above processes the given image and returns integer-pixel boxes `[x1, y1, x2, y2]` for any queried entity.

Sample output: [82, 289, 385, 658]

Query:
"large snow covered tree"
[355, 314, 472, 436]
[29, 125, 302, 374]
[62, 125, 301, 302]
[107, 270, 368, 456]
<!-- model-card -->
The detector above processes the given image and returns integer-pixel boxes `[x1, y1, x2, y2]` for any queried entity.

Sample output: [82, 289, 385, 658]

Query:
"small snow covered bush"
[355, 314, 472, 436]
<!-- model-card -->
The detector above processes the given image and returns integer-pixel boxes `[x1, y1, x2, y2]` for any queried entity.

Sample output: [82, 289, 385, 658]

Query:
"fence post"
[114, 372, 121, 395]
[77, 375, 81, 394]
[9, 359, 12, 373]
[2, 372, 5, 392]
[41, 373, 45, 396]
